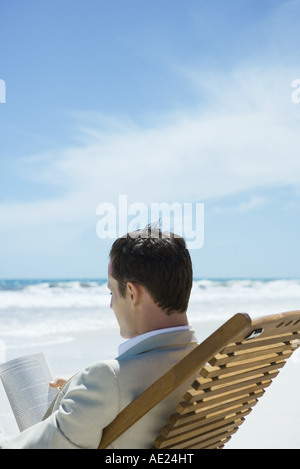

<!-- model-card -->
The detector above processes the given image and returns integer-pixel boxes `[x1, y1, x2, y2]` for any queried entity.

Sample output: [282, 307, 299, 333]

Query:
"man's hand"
[49, 378, 67, 390]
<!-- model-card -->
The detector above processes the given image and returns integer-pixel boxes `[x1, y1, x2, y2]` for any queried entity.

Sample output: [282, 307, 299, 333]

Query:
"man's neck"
[118, 324, 192, 356]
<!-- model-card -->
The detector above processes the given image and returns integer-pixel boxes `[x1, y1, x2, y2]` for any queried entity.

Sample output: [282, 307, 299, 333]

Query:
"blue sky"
[0, 0, 300, 279]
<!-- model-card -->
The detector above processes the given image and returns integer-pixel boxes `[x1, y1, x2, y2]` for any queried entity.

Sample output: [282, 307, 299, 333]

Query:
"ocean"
[1, 278, 300, 375]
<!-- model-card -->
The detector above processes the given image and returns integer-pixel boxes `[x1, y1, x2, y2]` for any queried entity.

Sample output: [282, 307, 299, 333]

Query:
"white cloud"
[1, 63, 300, 244]
[213, 195, 267, 214]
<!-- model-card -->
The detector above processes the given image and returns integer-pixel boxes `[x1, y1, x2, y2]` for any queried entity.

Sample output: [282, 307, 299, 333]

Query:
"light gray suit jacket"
[0, 330, 198, 449]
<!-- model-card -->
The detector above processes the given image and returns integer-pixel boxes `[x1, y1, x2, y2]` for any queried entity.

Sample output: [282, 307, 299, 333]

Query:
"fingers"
[49, 378, 67, 390]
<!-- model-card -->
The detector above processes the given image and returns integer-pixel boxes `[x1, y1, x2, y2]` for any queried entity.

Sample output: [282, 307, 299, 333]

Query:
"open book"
[0, 353, 57, 439]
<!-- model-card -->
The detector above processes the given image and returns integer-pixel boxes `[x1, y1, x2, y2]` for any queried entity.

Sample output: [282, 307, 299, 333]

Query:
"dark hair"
[109, 227, 193, 314]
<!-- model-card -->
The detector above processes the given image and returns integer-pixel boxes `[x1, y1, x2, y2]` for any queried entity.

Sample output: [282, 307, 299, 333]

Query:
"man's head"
[107, 227, 193, 338]
[109, 227, 193, 315]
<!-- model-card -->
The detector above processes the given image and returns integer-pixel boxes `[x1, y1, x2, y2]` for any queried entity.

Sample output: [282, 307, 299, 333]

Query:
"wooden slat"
[210, 345, 293, 368]
[168, 399, 256, 429]
[193, 360, 286, 392]
[221, 331, 300, 355]
[155, 408, 252, 447]
[200, 349, 292, 379]
[177, 381, 271, 415]
[158, 408, 252, 441]
[193, 391, 264, 420]
[204, 435, 232, 449]
[183, 426, 240, 449]
[176, 391, 265, 421]
[155, 418, 244, 449]
[209, 343, 292, 367]
[192, 361, 283, 391]
[185, 370, 279, 403]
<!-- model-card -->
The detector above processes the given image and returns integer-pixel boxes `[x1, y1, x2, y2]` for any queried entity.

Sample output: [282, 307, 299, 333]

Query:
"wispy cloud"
[213, 195, 267, 214]
[1, 63, 300, 237]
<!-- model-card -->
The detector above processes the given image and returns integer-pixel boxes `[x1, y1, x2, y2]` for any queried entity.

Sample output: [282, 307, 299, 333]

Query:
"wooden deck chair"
[98, 310, 300, 449]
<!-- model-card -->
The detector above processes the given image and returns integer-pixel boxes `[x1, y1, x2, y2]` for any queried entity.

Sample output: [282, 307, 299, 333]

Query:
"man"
[0, 227, 198, 449]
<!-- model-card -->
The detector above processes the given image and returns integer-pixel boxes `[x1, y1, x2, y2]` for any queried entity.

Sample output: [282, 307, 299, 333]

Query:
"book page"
[0, 379, 19, 438]
[0, 353, 57, 432]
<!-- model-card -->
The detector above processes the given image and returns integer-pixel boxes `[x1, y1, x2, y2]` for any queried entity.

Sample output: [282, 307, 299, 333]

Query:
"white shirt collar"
[118, 325, 192, 356]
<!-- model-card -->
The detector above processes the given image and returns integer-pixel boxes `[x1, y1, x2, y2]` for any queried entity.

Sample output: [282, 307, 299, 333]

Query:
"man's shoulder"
[64, 358, 121, 393]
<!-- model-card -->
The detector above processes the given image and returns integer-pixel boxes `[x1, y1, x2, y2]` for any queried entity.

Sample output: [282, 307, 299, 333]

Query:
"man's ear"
[126, 282, 141, 306]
